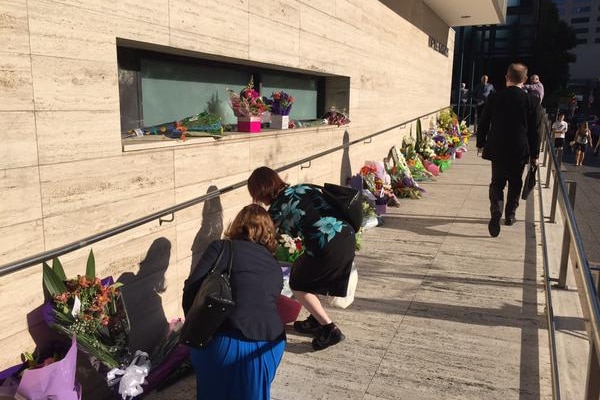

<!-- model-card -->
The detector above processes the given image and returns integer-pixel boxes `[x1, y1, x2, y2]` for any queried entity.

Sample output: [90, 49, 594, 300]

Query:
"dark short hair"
[225, 204, 277, 252]
[507, 63, 528, 84]
[247, 166, 288, 205]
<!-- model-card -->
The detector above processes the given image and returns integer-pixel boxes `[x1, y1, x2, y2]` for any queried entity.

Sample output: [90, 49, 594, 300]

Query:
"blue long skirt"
[190, 332, 286, 400]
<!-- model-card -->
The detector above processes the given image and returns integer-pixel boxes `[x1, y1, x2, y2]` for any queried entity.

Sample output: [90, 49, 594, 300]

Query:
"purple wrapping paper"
[16, 336, 81, 400]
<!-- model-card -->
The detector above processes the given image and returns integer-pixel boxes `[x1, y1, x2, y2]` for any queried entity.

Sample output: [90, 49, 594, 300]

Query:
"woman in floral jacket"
[248, 166, 355, 350]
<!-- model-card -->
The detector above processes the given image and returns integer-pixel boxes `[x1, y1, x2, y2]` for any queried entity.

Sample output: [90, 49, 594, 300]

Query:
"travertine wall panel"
[248, 15, 301, 68]
[298, 0, 335, 15]
[0, 53, 34, 111]
[0, 220, 44, 265]
[50, 0, 169, 27]
[27, 0, 170, 62]
[39, 152, 173, 216]
[248, 128, 329, 168]
[252, 0, 300, 29]
[31, 56, 119, 111]
[42, 190, 173, 249]
[36, 111, 123, 164]
[1, 0, 30, 54]
[169, 28, 250, 60]
[0, 167, 42, 226]
[298, 3, 337, 41]
[170, 0, 250, 48]
[0, 111, 38, 169]
[174, 141, 251, 188]
[0, 266, 45, 339]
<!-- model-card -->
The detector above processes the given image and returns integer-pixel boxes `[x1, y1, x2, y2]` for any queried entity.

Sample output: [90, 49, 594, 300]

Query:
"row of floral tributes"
[0, 108, 470, 399]
[354, 108, 471, 209]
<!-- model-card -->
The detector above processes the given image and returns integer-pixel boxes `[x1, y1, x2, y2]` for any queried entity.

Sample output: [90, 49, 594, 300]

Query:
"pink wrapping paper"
[16, 337, 81, 400]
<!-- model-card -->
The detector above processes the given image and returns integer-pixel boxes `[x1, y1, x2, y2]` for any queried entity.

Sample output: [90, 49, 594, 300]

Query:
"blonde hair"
[225, 204, 277, 252]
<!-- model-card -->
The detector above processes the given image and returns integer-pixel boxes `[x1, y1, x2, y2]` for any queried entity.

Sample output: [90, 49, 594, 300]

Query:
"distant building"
[553, 0, 599, 115]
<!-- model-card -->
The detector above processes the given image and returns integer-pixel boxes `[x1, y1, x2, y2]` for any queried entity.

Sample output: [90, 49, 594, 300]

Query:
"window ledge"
[121, 125, 345, 152]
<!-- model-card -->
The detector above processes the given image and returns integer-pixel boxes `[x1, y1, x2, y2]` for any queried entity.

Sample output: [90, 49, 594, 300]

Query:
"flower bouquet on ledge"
[226, 77, 270, 133]
[264, 91, 295, 129]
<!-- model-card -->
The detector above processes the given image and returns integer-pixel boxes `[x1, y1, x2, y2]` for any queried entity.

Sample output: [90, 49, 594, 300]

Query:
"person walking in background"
[248, 166, 355, 351]
[568, 96, 578, 123]
[182, 204, 286, 400]
[476, 63, 542, 237]
[574, 121, 592, 166]
[523, 74, 544, 103]
[458, 82, 469, 122]
[473, 74, 496, 126]
[552, 113, 568, 155]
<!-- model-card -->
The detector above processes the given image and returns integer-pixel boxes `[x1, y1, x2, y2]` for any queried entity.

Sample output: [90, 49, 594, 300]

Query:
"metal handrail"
[536, 119, 561, 400]
[541, 113, 600, 399]
[0, 107, 448, 277]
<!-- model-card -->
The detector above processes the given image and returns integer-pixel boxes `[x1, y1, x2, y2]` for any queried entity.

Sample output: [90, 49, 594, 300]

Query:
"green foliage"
[43, 262, 67, 298]
[85, 249, 95, 280]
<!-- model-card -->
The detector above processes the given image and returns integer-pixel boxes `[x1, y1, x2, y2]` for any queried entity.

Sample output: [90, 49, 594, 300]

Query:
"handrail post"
[557, 181, 577, 289]
[545, 148, 553, 188]
[585, 340, 600, 399]
[550, 172, 559, 223]
[543, 139, 550, 168]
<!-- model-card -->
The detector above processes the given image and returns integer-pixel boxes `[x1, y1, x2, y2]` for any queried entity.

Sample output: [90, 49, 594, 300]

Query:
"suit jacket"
[476, 85, 542, 163]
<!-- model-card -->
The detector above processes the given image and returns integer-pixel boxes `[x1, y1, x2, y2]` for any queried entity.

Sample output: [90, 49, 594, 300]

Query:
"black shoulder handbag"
[180, 240, 235, 348]
[318, 183, 363, 232]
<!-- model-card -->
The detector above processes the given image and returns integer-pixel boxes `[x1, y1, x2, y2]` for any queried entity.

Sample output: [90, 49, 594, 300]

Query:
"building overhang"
[422, 0, 507, 27]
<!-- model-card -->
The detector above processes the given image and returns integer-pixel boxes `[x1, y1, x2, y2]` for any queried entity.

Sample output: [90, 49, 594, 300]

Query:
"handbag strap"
[208, 239, 234, 278]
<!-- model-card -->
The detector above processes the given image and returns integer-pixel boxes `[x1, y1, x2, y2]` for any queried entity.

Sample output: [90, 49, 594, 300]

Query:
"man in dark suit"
[477, 63, 542, 237]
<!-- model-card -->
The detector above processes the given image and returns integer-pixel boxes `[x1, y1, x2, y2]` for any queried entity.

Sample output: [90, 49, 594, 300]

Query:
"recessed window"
[574, 28, 589, 34]
[576, 38, 588, 44]
[117, 43, 349, 134]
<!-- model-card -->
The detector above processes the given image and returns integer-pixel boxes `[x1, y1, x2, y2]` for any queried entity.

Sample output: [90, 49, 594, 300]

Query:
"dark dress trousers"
[476, 85, 542, 217]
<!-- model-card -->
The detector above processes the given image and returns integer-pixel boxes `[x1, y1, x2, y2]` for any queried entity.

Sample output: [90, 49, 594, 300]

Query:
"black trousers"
[489, 160, 526, 218]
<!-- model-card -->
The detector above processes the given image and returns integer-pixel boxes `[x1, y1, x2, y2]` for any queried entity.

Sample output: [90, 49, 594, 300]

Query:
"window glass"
[140, 59, 248, 126]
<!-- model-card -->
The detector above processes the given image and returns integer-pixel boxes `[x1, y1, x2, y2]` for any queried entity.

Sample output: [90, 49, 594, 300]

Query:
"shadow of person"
[118, 237, 170, 354]
[340, 130, 352, 185]
[190, 185, 224, 274]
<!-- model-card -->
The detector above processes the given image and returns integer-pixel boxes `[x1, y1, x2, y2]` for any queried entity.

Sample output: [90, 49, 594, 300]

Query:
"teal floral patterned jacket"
[268, 184, 353, 256]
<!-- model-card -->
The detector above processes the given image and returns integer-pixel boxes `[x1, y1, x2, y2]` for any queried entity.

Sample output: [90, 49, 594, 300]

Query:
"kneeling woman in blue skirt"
[182, 204, 286, 400]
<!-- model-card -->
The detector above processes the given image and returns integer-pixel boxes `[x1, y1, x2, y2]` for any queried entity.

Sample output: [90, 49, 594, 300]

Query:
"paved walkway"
[146, 145, 557, 400]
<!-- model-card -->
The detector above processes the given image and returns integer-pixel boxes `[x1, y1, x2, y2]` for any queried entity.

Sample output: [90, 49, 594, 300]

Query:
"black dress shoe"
[293, 315, 322, 336]
[312, 324, 345, 351]
[488, 213, 501, 237]
[505, 216, 516, 226]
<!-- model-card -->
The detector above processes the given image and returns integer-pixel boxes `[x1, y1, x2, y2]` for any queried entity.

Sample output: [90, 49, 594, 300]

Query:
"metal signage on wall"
[428, 36, 449, 57]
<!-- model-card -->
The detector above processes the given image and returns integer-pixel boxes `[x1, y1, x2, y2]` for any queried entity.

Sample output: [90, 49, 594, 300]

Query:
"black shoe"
[505, 216, 516, 226]
[488, 212, 501, 237]
[312, 324, 345, 351]
[293, 315, 322, 336]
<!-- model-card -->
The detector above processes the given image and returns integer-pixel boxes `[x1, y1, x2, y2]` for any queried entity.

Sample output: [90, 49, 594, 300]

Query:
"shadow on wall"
[118, 237, 170, 354]
[340, 130, 353, 185]
[190, 185, 224, 275]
